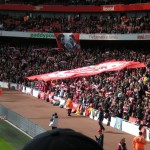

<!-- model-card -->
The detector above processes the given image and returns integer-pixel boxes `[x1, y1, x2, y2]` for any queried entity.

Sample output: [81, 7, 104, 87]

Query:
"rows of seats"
[1, 0, 150, 5]
[1, 13, 150, 33]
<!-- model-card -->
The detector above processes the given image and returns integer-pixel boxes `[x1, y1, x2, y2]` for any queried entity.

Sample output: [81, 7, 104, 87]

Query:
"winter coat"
[66, 98, 73, 110]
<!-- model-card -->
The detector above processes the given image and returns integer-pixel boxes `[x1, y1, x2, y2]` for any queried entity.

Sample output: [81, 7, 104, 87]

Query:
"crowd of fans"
[0, 0, 150, 127]
[0, 1, 149, 147]
[1, 13, 150, 33]
[1, 0, 150, 5]
[0, 39, 150, 127]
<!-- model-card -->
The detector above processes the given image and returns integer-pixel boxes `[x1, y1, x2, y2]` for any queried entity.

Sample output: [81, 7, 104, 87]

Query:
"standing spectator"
[98, 106, 105, 131]
[117, 138, 128, 150]
[139, 124, 146, 139]
[106, 110, 111, 126]
[95, 128, 104, 149]
[132, 132, 146, 150]
[66, 97, 73, 116]
[49, 113, 58, 130]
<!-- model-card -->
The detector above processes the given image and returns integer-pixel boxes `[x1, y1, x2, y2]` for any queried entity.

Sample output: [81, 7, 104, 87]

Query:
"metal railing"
[0, 104, 46, 138]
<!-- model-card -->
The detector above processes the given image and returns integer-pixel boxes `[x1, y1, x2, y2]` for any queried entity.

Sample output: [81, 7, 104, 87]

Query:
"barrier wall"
[0, 81, 150, 141]
[0, 104, 46, 138]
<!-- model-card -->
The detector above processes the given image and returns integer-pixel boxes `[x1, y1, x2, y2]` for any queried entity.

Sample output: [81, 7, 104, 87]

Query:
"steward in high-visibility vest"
[66, 98, 73, 116]
[132, 132, 146, 150]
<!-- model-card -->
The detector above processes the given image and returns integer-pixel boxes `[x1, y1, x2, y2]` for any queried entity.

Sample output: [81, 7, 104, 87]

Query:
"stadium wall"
[0, 103, 46, 138]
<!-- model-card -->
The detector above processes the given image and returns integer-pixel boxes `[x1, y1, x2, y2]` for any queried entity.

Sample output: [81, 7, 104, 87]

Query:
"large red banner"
[54, 33, 80, 51]
[27, 60, 145, 81]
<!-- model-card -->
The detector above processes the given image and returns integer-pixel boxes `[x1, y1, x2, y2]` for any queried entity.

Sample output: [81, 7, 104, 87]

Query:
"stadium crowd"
[0, 0, 149, 129]
[1, 0, 150, 5]
[0, 2, 149, 150]
[0, 40, 150, 127]
[0, 13, 150, 34]
[1, 13, 150, 33]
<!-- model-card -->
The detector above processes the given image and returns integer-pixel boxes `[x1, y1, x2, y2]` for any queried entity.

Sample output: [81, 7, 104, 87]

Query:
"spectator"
[0, 40, 150, 127]
[2, 0, 150, 5]
[66, 96, 73, 116]
[1, 12, 150, 34]
[98, 106, 105, 131]
[132, 132, 146, 150]
[139, 124, 146, 139]
[23, 128, 103, 150]
[117, 138, 128, 150]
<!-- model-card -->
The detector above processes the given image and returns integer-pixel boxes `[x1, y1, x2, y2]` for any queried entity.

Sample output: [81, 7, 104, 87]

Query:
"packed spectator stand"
[0, 0, 150, 132]
[1, 12, 150, 33]
[0, 0, 150, 5]
[0, 38, 150, 128]
[1, 0, 150, 5]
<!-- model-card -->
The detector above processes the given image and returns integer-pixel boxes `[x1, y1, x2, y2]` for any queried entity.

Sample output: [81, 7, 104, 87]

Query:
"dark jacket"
[98, 110, 104, 121]
[95, 134, 104, 148]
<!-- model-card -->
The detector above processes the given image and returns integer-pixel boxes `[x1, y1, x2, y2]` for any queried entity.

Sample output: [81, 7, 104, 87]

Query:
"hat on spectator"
[23, 128, 103, 150]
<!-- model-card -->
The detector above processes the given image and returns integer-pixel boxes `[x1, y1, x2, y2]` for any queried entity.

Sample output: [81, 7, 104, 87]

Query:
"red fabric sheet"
[26, 60, 145, 81]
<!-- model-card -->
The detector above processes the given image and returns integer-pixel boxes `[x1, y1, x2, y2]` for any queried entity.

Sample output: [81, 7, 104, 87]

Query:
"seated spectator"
[1, 12, 150, 34]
